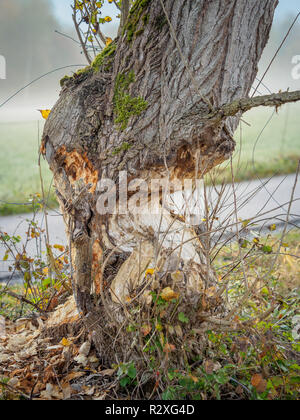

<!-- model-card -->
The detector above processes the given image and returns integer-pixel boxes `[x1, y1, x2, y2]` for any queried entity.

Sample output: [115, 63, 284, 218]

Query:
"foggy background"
[0, 0, 299, 122]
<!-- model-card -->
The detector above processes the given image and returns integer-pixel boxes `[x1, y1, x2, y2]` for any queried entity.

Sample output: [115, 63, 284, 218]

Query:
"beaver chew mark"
[58, 146, 98, 193]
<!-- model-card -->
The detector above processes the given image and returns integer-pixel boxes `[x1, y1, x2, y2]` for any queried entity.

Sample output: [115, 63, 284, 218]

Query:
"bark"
[41, 0, 299, 358]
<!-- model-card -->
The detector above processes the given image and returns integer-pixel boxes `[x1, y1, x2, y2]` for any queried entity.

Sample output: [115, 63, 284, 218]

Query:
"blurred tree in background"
[0, 0, 82, 109]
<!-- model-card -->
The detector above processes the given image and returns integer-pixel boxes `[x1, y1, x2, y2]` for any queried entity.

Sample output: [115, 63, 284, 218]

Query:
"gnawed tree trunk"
[42, 0, 300, 362]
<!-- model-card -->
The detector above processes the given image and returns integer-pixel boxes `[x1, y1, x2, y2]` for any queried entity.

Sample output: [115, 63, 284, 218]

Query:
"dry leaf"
[204, 359, 221, 374]
[40, 383, 62, 400]
[251, 373, 267, 393]
[174, 325, 183, 338]
[64, 371, 85, 382]
[161, 287, 179, 302]
[62, 384, 72, 399]
[189, 375, 199, 383]
[100, 369, 115, 376]
[141, 324, 152, 336]
[74, 354, 88, 366]
[163, 343, 176, 353]
[79, 341, 91, 357]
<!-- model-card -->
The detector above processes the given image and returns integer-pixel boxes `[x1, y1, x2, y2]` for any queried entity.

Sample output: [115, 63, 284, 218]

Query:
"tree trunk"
[42, 0, 299, 362]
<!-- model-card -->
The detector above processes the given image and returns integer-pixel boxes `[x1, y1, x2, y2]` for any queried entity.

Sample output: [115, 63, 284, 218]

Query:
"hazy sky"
[50, 0, 300, 27]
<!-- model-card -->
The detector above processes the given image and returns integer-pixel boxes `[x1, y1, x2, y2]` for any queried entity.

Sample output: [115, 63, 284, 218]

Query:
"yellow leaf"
[161, 287, 179, 302]
[145, 268, 155, 277]
[106, 37, 112, 46]
[104, 16, 112, 22]
[38, 109, 51, 120]
[61, 337, 72, 347]
[43, 267, 49, 275]
[53, 244, 65, 252]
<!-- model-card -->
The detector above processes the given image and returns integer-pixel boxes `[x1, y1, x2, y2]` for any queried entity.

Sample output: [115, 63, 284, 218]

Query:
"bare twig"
[4, 290, 48, 316]
[252, 12, 300, 97]
[205, 90, 300, 123]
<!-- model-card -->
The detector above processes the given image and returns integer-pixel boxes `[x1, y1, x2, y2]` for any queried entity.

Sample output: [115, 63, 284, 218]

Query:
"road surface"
[0, 173, 299, 281]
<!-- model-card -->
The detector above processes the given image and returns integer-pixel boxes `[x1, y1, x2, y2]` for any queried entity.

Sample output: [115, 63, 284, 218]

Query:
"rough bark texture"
[42, 0, 284, 358]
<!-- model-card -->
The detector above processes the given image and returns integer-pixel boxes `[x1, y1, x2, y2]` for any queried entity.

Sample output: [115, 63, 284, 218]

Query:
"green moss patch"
[124, 0, 151, 42]
[60, 42, 117, 87]
[113, 71, 148, 131]
[91, 42, 117, 72]
[112, 142, 133, 156]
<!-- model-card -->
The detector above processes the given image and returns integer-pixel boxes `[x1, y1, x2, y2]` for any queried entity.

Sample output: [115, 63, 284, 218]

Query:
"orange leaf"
[163, 343, 176, 353]
[251, 373, 267, 393]
[161, 287, 179, 302]
[141, 324, 152, 336]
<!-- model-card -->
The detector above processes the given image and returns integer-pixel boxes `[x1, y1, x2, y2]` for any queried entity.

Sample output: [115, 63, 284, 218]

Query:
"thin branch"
[252, 12, 300, 97]
[4, 290, 48, 316]
[72, 2, 92, 64]
[113, 0, 121, 11]
[82, 0, 106, 45]
[205, 90, 300, 122]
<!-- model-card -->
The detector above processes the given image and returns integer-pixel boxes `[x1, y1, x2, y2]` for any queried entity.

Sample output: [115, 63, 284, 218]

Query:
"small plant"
[115, 362, 137, 388]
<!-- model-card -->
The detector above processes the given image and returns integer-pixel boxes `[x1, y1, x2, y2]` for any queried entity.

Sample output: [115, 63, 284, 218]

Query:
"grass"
[0, 102, 299, 215]
[0, 212, 299, 399]
[214, 102, 300, 183]
[0, 121, 57, 215]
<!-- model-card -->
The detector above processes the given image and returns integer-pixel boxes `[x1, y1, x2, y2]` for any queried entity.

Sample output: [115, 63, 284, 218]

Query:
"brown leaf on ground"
[251, 373, 267, 393]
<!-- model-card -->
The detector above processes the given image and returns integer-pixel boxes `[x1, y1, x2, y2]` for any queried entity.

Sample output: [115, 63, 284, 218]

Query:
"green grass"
[0, 121, 57, 215]
[0, 102, 299, 215]
[214, 102, 300, 183]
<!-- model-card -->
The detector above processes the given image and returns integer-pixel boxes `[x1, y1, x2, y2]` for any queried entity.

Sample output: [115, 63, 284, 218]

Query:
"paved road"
[0, 173, 299, 280]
